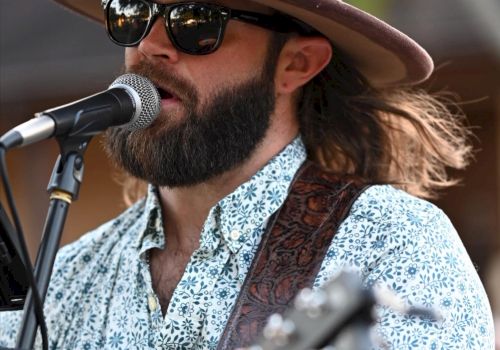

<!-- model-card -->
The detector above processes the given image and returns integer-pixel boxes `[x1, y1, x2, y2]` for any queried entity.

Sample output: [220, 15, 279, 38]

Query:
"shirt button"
[230, 230, 241, 241]
[148, 295, 158, 312]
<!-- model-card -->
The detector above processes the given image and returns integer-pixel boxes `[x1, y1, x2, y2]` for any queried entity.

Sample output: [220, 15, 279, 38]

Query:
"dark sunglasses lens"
[107, 0, 151, 45]
[169, 4, 224, 54]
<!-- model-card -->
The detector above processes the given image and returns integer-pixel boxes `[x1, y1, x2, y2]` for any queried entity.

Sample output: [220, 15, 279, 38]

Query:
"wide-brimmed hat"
[53, 0, 434, 87]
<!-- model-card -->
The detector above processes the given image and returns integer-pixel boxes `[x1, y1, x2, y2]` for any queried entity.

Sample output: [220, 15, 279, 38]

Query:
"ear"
[275, 36, 333, 94]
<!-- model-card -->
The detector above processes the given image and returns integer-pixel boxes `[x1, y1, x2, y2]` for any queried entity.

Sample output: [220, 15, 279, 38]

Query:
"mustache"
[122, 62, 198, 104]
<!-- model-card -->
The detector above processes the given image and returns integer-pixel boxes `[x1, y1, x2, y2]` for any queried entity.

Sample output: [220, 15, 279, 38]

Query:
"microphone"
[0, 74, 161, 150]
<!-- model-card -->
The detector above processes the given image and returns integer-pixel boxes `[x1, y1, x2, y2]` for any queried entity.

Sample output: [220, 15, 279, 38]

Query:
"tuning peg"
[294, 287, 330, 319]
[262, 313, 297, 347]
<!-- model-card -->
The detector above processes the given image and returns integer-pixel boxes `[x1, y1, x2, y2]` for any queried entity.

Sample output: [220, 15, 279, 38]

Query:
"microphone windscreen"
[110, 74, 160, 131]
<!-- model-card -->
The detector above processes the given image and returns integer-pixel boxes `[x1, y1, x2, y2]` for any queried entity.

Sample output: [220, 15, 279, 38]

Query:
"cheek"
[209, 22, 271, 80]
[125, 48, 140, 67]
[197, 52, 264, 91]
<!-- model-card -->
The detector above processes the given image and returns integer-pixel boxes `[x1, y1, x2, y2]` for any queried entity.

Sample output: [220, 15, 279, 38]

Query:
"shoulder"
[316, 184, 452, 280]
[321, 184, 465, 277]
[51, 198, 146, 283]
[41, 199, 148, 346]
[316, 185, 495, 348]
[0, 200, 148, 347]
[353, 184, 446, 226]
[344, 185, 456, 256]
[58, 199, 144, 256]
[49, 199, 147, 318]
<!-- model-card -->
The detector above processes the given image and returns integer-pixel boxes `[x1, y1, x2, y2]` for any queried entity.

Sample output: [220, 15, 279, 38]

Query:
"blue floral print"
[0, 137, 494, 349]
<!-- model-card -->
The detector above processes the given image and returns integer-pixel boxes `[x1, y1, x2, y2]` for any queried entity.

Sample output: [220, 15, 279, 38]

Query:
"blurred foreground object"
[251, 271, 439, 350]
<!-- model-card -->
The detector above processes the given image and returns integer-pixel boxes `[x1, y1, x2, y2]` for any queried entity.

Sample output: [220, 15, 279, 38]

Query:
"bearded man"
[0, 0, 495, 349]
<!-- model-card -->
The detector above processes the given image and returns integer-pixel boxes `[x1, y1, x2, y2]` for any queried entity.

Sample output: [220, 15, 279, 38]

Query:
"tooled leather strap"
[217, 161, 368, 350]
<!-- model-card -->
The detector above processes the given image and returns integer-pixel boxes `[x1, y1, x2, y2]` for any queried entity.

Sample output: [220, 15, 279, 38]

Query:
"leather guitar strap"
[217, 161, 369, 349]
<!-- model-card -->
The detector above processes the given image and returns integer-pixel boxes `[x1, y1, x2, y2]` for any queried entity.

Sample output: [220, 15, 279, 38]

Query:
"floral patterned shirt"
[0, 137, 494, 349]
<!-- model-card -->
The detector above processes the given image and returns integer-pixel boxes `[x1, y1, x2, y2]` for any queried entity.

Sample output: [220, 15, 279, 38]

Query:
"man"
[0, 0, 495, 349]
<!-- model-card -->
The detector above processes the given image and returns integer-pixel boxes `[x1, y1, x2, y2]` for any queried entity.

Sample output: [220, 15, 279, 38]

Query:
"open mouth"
[158, 87, 176, 100]
[156, 86, 182, 109]
[151, 79, 184, 108]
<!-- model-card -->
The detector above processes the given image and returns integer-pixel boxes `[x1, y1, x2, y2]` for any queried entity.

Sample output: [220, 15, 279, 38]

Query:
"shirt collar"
[135, 186, 165, 259]
[201, 137, 307, 254]
[134, 136, 307, 256]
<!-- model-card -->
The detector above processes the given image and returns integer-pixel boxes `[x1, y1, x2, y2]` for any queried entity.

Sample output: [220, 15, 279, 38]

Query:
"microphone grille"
[110, 73, 161, 131]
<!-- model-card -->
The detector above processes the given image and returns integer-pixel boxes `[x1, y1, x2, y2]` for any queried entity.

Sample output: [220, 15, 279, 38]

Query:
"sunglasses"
[104, 0, 312, 55]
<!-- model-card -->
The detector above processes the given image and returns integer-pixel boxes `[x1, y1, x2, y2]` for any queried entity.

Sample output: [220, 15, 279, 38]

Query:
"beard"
[104, 55, 278, 188]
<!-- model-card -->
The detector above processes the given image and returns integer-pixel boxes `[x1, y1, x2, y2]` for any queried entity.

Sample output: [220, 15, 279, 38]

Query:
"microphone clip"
[47, 132, 91, 201]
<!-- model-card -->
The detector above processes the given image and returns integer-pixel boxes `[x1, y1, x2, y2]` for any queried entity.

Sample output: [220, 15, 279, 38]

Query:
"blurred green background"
[347, 0, 392, 18]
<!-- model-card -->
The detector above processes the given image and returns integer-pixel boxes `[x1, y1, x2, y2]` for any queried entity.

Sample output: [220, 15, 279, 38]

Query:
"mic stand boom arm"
[16, 134, 91, 350]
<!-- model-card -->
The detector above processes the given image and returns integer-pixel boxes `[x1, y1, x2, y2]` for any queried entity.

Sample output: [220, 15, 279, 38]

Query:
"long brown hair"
[117, 36, 473, 204]
[298, 48, 472, 198]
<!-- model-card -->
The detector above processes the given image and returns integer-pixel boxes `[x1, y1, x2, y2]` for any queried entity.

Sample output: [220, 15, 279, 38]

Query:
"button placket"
[230, 229, 241, 241]
[148, 294, 158, 312]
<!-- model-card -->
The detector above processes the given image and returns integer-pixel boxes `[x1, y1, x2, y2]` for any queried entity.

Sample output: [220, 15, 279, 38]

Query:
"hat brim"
[53, 0, 434, 87]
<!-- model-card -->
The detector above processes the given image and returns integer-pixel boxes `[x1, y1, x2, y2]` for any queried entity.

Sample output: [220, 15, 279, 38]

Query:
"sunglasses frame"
[104, 0, 314, 55]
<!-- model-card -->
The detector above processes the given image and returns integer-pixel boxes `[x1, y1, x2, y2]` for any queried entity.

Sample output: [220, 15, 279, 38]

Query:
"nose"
[137, 17, 180, 63]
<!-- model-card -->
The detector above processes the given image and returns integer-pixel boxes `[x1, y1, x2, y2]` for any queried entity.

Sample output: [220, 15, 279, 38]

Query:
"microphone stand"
[16, 135, 91, 350]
